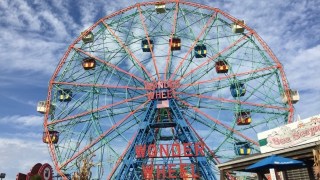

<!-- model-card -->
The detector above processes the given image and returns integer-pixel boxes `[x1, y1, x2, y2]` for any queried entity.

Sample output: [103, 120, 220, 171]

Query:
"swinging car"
[169, 38, 181, 51]
[82, 58, 96, 70]
[194, 44, 207, 58]
[282, 89, 299, 104]
[155, 2, 166, 14]
[43, 131, 59, 144]
[215, 60, 229, 73]
[236, 111, 251, 125]
[141, 39, 154, 52]
[235, 142, 251, 155]
[37, 101, 55, 114]
[81, 31, 94, 43]
[232, 20, 245, 33]
[230, 82, 246, 97]
[58, 89, 72, 102]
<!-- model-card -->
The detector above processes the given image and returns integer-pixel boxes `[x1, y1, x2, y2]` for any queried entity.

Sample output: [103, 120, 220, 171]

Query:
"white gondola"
[155, 2, 166, 14]
[81, 31, 94, 44]
[37, 101, 55, 114]
[232, 20, 245, 33]
[282, 90, 300, 104]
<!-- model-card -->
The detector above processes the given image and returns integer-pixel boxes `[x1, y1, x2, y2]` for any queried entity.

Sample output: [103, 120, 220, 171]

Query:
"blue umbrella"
[245, 155, 305, 172]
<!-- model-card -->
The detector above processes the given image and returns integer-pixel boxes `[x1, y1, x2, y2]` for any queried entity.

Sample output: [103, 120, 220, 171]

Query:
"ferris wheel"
[37, 0, 299, 179]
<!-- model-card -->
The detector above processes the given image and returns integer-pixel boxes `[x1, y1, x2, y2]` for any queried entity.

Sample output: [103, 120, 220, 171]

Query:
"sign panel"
[258, 114, 320, 153]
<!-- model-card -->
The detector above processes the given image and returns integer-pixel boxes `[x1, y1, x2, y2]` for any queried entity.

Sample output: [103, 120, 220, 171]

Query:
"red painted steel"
[183, 116, 221, 163]
[137, 5, 160, 80]
[164, 1, 180, 80]
[176, 32, 253, 82]
[53, 81, 150, 90]
[102, 21, 155, 82]
[44, 1, 294, 178]
[58, 100, 150, 169]
[48, 93, 148, 125]
[176, 98, 259, 146]
[177, 92, 289, 111]
[107, 132, 138, 179]
[74, 47, 147, 84]
[169, 12, 217, 81]
[181, 65, 278, 88]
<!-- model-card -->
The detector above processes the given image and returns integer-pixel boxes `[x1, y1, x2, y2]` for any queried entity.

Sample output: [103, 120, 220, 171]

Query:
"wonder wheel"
[38, 1, 298, 179]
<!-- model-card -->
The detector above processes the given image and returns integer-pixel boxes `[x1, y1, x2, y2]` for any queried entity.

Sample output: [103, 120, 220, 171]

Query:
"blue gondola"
[230, 82, 246, 97]
[235, 142, 251, 155]
[194, 44, 207, 58]
[141, 39, 154, 52]
[58, 89, 72, 102]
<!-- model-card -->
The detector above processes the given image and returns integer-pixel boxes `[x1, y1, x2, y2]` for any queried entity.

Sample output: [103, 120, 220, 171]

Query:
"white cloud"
[0, 1, 41, 31]
[0, 0, 79, 75]
[38, 10, 69, 39]
[285, 45, 320, 89]
[197, 0, 320, 120]
[0, 138, 51, 180]
[284, 44, 320, 119]
[0, 115, 43, 127]
[0, 0, 319, 178]
[0, 29, 64, 74]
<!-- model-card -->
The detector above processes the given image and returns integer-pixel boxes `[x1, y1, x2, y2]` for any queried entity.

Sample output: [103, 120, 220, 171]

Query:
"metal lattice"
[42, 1, 296, 179]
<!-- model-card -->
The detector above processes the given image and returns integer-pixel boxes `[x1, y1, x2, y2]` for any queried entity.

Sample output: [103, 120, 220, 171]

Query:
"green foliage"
[31, 175, 42, 180]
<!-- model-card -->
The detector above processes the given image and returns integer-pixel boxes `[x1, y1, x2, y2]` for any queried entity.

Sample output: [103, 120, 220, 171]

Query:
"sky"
[0, 0, 319, 179]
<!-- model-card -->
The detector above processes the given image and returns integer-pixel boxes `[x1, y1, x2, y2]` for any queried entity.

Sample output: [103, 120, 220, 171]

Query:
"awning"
[245, 155, 305, 172]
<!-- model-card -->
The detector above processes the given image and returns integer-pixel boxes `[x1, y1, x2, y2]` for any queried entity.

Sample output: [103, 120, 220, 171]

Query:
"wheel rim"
[43, 1, 294, 179]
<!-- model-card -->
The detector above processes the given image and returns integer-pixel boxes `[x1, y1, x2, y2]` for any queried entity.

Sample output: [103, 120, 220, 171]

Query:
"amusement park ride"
[36, 0, 299, 179]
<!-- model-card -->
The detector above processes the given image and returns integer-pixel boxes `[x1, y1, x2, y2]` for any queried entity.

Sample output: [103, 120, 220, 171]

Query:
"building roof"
[217, 141, 320, 172]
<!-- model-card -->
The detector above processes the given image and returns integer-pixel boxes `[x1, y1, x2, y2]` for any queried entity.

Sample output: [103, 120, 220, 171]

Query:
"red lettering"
[160, 144, 169, 157]
[148, 92, 155, 100]
[162, 91, 167, 99]
[142, 165, 154, 179]
[168, 164, 176, 178]
[144, 82, 152, 89]
[142, 163, 201, 179]
[195, 142, 205, 156]
[136, 143, 209, 158]
[293, 132, 300, 140]
[183, 143, 193, 157]
[156, 165, 166, 179]
[148, 144, 157, 157]
[311, 125, 320, 136]
[271, 137, 280, 145]
[157, 81, 164, 88]
[180, 163, 188, 178]
[171, 143, 181, 157]
[156, 92, 161, 99]
[135, 145, 146, 158]
[163, 82, 168, 88]
[191, 164, 199, 178]
[167, 90, 173, 98]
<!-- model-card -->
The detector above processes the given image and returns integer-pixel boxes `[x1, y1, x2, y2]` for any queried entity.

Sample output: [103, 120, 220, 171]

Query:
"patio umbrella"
[245, 155, 305, 172]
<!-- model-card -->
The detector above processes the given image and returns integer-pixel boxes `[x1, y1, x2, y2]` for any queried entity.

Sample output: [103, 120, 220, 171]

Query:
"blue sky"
[0, 0, 319, 179]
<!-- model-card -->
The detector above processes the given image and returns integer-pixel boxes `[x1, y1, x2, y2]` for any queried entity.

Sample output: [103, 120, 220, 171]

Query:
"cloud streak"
[0, 0, 319, 178]
[0, 138, 51, 180]
[0, 115, 43, 127]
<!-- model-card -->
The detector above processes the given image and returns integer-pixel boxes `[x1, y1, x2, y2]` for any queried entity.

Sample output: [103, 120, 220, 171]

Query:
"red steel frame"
[43, 0, 294, 179]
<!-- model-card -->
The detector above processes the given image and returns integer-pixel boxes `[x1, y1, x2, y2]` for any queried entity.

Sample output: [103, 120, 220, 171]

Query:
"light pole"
[0, 173, 6, 180]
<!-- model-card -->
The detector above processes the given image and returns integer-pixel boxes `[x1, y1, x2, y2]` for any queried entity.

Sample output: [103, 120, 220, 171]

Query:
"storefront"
[218, 114, 320, 180]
